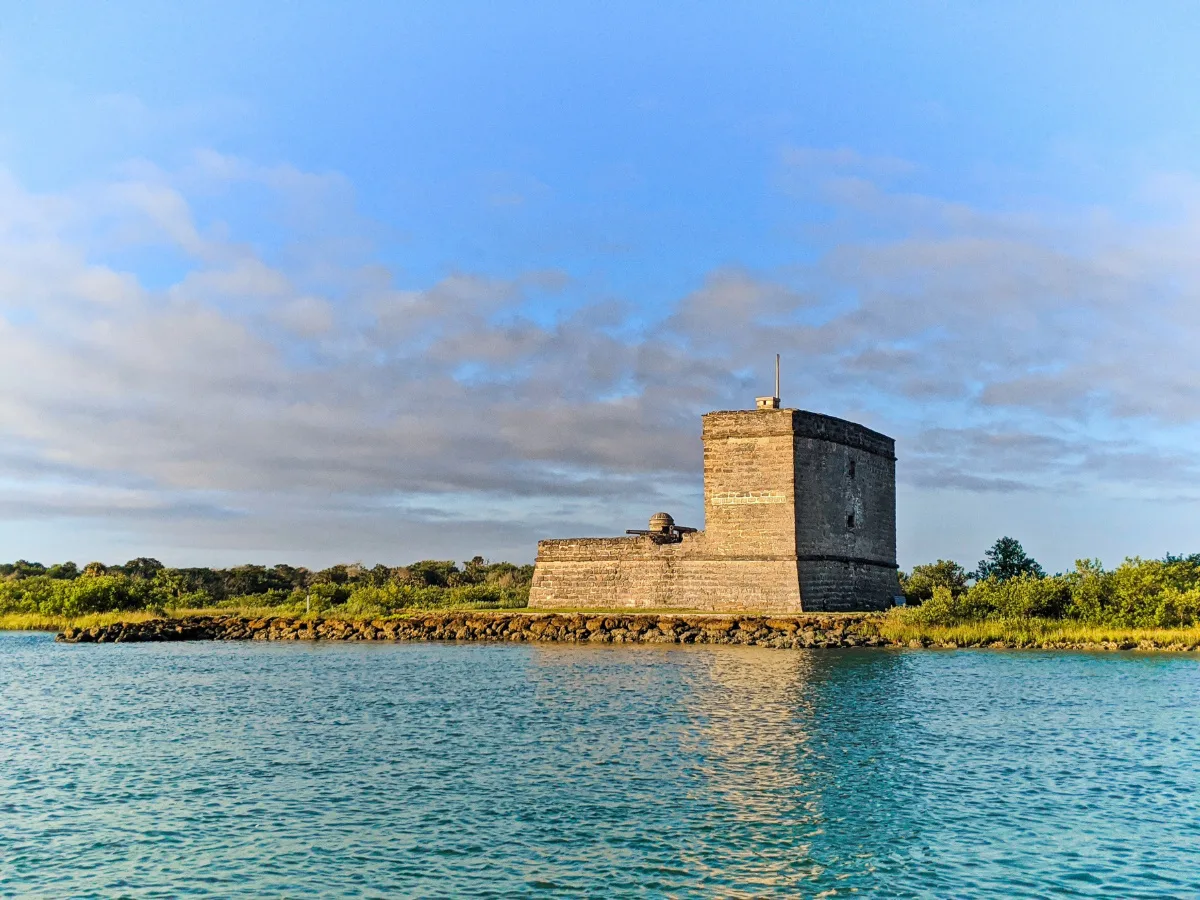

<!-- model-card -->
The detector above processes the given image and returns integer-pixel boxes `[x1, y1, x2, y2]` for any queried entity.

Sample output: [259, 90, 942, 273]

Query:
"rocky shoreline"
[52, 611, 1200, 651]
[56, 612, 891, 648]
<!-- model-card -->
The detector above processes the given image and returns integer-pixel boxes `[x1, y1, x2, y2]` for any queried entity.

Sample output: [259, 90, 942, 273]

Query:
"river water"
[2, 632, 1199, 898]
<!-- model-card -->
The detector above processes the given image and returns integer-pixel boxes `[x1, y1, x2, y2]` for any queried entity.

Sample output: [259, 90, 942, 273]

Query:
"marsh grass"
[0, 609, 166, 632]
[880, 610, 1200, 649]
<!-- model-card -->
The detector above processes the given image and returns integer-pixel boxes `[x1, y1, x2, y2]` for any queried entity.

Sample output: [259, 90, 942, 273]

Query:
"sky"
[3, 1, 1200, 572]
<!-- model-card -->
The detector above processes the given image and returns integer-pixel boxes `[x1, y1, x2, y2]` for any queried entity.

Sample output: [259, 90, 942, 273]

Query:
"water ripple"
[2, 634, 1199, 897]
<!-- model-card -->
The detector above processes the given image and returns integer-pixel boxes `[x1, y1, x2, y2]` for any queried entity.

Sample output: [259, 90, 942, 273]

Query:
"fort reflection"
[521, 644, 910, 891]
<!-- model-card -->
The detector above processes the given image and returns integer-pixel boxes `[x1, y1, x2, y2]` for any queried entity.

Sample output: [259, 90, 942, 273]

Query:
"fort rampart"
[529, 404, 900, 612]
[528, 534, 804, 612]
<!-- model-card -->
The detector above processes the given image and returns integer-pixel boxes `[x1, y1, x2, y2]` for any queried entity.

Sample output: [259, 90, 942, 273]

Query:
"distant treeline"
[0, 557, 534, 618]
[8, 538, 1200, 627]
[901, 537, 1200, 628]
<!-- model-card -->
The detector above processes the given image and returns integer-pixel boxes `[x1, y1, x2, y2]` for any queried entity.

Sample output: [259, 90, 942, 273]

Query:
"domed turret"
[625, 512, 696, 543]
[648, 512, 675, 534]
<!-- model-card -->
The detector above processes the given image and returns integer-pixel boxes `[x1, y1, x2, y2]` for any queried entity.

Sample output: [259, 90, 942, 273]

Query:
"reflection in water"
[3, 634, 1200, 898]
[521, 645, 911, 895]
[678, 651, 822, 893]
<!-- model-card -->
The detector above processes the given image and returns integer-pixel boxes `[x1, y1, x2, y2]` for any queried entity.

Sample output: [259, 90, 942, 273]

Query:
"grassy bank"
[0, 607, 288, 632]
[878, 612, 1200, 650]
[10, 545, 1200, 650]
[0, 602, 529, 633]
[14, 606, 1200, 650]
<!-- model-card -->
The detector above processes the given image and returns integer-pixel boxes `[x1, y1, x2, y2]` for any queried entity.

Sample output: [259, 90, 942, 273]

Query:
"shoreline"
[45, 611, 1200, 651]
[55, 612, 883, 649]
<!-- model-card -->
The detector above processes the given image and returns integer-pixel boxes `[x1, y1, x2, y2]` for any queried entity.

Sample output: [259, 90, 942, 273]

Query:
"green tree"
[364, 564, 392, 586]
[310, 564, 350, 586]
[7, 560, 47, 579]
[901, 560, 970, 604]
[269, 564, 307, 589]
[46, 561, 79, 580]
[151, 568, 187, 603]
[970, 572, 1069, 619]
[976, 537, 1045, 582]
[397, 560, 459, 588]
[122, 557, 164, 580]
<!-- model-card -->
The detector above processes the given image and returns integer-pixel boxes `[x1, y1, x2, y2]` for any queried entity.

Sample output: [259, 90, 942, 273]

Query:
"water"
[2, 634, 1199, 899]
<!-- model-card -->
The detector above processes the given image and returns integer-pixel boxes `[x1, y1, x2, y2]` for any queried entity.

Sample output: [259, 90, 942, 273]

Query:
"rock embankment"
[55, 612, 888, 648]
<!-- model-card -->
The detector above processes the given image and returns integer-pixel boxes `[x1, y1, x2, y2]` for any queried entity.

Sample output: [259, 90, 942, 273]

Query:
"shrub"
[901, 560, 970, 605]
[164, 590, 212, 610]
[905, 585, 994, 625]
[12, 574, 152, 617]
[1153, 587, 1200, 628]
[901, 556, 1200, 628]
[1064, 559, 1111, 623]
[0, 576, 60, 614]
[1088, 558, 1200, 627]
[0, 556, 536, 619]
[972, 574, 1070, 619]
[342, 584, 413, 616]
[217, 589, 296, 610]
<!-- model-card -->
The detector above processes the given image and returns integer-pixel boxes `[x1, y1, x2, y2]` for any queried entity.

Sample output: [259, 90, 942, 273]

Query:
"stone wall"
[791, 410, 895, 458]
[702, 410, 798, 558]
[791, 412, 899, 611]
[56, 612, 885, 648]
[797, 559, 900, 613]
[528, 533, 804, 612]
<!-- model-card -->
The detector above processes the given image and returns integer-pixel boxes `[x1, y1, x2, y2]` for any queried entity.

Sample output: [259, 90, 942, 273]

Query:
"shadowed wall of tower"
[790, 412, 899, 611]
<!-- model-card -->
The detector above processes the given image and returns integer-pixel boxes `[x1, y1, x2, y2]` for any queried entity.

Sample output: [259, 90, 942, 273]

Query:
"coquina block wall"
[528, 406, 900, 612]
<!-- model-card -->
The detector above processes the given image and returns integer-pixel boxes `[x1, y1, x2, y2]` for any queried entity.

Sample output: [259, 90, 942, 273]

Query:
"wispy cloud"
[4, 148, 1200, 561]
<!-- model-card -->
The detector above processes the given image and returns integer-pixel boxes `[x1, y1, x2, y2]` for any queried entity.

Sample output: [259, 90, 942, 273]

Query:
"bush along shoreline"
[898, 538, 1200, 630]
[0, 557, 532, 621]
[13, 537, 1200, 650]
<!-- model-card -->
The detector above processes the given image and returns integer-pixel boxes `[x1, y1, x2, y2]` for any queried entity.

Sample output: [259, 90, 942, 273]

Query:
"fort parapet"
[528, 404, 900, 612]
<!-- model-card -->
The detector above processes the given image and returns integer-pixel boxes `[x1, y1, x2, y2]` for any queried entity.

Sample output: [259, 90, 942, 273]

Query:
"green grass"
[0, 602, 534, 632]
[878, 613, 1200, 649]
[0, 609, 167, 632]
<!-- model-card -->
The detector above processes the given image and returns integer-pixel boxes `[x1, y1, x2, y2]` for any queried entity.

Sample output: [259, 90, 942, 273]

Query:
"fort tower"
[529, 388, 899, 612]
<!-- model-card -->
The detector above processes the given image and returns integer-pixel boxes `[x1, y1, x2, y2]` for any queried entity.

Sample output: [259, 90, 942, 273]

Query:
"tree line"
[6, 538, 1200, 627]
[0, 557, 534, 618]
[900, 537, 1200, 628]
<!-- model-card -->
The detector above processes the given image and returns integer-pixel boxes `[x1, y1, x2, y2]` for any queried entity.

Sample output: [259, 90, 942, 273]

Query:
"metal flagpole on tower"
[775, 353, 780, 402]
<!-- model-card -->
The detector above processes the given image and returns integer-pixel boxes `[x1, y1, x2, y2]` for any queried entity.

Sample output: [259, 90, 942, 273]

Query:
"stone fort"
[529, 392, 899, 613]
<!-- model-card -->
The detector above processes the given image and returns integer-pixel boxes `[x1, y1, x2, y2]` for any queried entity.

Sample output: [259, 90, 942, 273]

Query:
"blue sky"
[3, 1, 1200, 571]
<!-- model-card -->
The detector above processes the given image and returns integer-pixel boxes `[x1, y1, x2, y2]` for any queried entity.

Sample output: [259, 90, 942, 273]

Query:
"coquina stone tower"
[528, 395, 900, 612]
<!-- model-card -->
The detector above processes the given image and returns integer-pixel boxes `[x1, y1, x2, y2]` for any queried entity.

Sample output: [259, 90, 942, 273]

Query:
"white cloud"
[4, 150, 1200, 564]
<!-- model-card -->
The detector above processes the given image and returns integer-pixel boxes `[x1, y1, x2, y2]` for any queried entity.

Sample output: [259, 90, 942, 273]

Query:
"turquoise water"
[2, 634, 1199, 898]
